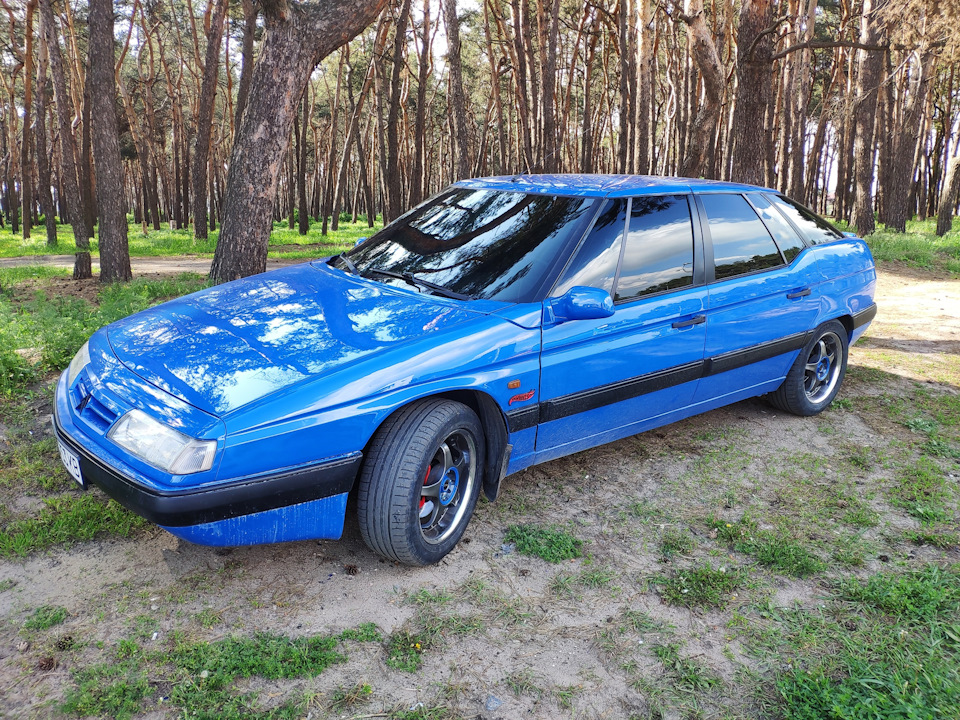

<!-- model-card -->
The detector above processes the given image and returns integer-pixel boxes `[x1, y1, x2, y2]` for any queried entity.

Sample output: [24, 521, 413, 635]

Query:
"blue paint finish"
[51, 175, 877, 554]
[160, 492, 349, 546]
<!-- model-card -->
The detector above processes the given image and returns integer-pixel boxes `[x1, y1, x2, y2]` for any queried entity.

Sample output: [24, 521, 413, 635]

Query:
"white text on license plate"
[57, 439, 84, 488]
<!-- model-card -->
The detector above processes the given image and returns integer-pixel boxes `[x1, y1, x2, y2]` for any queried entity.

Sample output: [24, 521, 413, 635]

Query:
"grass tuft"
[505, 523, 582, 563]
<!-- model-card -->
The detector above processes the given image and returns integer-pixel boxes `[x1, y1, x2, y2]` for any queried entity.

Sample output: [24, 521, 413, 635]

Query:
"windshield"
[333, 188, 597, 303]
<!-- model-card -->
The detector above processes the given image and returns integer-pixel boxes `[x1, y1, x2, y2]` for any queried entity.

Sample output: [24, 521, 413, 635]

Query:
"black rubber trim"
[703, 330, 811, 377]
[505, 405, 540, 433]
[540, 360, 704, 423]
[53, 408, 361, 527]
[852, 303, 877, 329]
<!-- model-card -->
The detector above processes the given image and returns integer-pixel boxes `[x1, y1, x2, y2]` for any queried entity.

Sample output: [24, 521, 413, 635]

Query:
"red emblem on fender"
[509, 390, 536, 405]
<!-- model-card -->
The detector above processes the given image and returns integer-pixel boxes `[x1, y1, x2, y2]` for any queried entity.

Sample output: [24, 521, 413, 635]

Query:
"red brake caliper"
[419, 466, 430, 511]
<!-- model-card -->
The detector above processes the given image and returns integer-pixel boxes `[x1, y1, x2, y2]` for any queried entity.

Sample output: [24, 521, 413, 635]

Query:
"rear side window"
[700, 194, 783, 281]
[767, 194, 842, 245]
[615, 195, 694, 302]
[553, 199, 627, 297]
[748, 193, 805, 262]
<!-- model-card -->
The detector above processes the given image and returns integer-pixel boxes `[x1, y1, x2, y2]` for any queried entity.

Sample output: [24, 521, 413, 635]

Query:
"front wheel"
[770, 320, 849, 416]
[357, 399, 484, 565]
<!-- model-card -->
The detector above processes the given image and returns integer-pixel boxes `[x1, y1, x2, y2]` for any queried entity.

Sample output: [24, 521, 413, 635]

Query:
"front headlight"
[66, 341, 91, 385]
[108, 410, 216, 474]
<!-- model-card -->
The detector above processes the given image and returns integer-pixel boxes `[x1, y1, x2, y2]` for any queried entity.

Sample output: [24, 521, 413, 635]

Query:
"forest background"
[1, 0, 959, 283]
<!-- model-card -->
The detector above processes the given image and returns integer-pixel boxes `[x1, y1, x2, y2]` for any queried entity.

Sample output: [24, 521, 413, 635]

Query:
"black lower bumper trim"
[53, 410, 362, 527]
[852, 303, 877, 329]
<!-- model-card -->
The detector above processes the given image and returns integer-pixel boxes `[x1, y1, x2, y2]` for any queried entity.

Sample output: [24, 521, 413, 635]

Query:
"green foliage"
[23, 604, 68, 630]
[835, 565, 960, 622]
[858, 215, 960, 274]
[660, 528, 696, 559]
[63, 660, 151, 720]
[505, 523, 583, 563]
[0, 494, 146, 557]
[658, 563, 743, 608]
[709, 515, 825, 577]
[653, 643, 722, 692]
[891, 457, 951, 521]
[385, 630, 428, 672]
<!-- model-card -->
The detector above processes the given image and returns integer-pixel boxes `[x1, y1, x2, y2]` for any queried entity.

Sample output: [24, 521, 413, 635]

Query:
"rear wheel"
[357, 399, 484, 565]
[771, 320, 848, 416]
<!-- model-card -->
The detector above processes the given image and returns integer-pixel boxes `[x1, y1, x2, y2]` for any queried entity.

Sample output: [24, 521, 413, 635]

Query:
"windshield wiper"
[335, 253, 361, 275]
[363, 269, 473, 300]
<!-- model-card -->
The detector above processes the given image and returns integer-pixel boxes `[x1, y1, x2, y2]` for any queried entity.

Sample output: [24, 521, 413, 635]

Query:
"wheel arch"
[359, 389, 511, 504]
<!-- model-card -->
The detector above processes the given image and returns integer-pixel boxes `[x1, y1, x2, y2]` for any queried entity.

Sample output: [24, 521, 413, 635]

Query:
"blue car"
[53, 175, 876, 565]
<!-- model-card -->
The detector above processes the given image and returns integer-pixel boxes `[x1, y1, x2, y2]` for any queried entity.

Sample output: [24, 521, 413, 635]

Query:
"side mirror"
[547, 286, 615, 324]
[842, 231, 859, 239]
[355, 236, 368, 246]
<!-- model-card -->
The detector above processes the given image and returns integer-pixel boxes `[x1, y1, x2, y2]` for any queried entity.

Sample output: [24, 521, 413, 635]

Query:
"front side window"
[552, 199, 627, 297]
[338, 188, 596, 303]
[615, 195, 694, 302]
[700, 194, 784, 281]
[767, 194, 843, 245]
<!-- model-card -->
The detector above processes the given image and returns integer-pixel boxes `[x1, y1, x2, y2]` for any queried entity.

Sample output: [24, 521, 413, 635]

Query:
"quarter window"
[767, 194, 843, 245]
[700, 194, 784, 281]
[615, 195, 694, 302]
[553, 199, 627, 297]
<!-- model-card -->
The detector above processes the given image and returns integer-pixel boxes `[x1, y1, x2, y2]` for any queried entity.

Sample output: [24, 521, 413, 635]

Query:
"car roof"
[453, 174, 776, 198]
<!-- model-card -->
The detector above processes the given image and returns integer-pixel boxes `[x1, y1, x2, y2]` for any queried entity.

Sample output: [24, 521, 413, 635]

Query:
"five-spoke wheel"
[357, 399, 484, 565]
[771, 320, 849, 416]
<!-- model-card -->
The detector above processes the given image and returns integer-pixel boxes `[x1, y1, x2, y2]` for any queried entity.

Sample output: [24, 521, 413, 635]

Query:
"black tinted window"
[700, 194, 783, 281]
[342, 188, 595, 303]
[615, 195, 694, 302]
[553, 199, 626, 297]
[767, 194, 842, 245]
[748, 193, 805, 262]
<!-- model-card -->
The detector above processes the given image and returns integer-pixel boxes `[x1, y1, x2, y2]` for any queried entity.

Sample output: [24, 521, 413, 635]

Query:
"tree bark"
[936, 156, 960, 237]
[410, 0, 431, 206]
[210, 0, 389, 284]
[729, 0, 774, 186]
[384, 0, 411, 222]
[678, 0, 724, 179]
[21, 0, 37, 239]
[850, 0, 886, 236]
[34, 32, 58, 246]
[192, 0, 228, 240]
[38, 0, 91, 278]
[444, 0, 471, 179]
[88, 0, 132, 282]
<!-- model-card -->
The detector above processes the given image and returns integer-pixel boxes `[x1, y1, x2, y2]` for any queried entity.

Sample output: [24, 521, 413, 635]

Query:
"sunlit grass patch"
[505, 523, 583, 563]
[656, 562, 744, 608]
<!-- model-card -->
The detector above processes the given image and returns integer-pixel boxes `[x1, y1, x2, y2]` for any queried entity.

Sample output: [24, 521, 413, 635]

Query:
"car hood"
[107, 262, 486, 416]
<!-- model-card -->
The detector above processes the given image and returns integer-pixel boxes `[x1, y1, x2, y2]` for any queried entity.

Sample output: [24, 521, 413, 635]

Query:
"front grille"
[81, 394, 118, 433]
[70, 371, 121, 435]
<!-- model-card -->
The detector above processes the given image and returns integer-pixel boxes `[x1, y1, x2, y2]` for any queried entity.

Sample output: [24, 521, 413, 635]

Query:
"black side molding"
[852, 303, 877, 329]
[54, 408, 361, 527]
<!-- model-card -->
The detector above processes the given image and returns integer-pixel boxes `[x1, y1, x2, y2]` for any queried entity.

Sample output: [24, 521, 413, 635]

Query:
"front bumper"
[53, 404, 362, 530]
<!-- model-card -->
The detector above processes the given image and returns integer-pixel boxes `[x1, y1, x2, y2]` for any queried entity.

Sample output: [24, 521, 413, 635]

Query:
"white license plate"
[57, 438, 85, 488]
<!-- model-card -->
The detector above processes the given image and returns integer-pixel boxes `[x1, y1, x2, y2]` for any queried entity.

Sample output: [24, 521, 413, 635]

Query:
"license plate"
[57, 438, 85, 488]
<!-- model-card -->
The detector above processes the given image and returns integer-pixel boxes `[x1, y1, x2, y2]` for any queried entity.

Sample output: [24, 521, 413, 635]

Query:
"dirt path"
[0, 264, 957, 719]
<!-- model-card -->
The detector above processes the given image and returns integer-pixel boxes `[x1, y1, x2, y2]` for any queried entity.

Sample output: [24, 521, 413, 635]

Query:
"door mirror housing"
[546, 286, 615, 324]
[355, 236, 368, 246]
[842, 231, 859, 239]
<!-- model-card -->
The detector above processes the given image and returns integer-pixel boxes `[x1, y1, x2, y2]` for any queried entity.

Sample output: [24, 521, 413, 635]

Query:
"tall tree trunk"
[385, 0, 411, 222]
[444, 0, 471, 179]
[234, 0, 258, 129]
[850, 0, 886, 236]
[88, 0, 132, 282]
[410, 0, 431, 206]
[210, 0, 389, 284]
[192, 0, 228, 240]
[34, 33, 58, 246]
[678, 0, 724, 178]
[636, 0, 653, 174]
[21, 0, 37, 239]
[729, 0, 774, 185]
[298, 90, 310, 234]
[38, 0, 91, 278]
[936, 156, 960, 237]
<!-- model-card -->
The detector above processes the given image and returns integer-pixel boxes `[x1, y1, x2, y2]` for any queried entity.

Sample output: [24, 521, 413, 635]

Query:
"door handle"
[672, 315, 706, 329]
[786, 288, 812, 299]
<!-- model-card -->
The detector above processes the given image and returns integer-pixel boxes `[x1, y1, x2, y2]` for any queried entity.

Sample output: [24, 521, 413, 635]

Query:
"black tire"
[770, 320, 849, 416]
[357, 399, 484, 565]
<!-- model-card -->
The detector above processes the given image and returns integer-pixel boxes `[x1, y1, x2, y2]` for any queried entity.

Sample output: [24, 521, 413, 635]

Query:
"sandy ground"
[0, 262, 957, 719]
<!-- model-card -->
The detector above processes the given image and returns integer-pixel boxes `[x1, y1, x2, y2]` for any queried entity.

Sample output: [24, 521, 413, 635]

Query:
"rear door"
[536, 194, 708, 462]
[693, 192, 821, 404]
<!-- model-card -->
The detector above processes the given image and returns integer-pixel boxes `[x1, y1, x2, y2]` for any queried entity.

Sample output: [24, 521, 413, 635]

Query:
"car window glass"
[614, 195, 694, 302]
[700, 193, 784, 281]
[748, 193, 805, 262]
[766, 194, 842, 245]
[346, 188, 596, 303]
[552, 199, 627, 297]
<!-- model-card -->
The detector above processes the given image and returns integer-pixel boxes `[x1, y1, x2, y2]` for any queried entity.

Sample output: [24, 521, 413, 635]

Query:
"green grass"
[834, 215, 960, 273]
[657, 563, 744, 608]
[835, 565, 960, 621]
[654, 643, 722, 692]
[710, 515, 825, 577]
[0, 217, 381, 260]
[504, 523, 583, 563]
[0, 494, 146, 557]
[385, 630, 428, 672]
[23, 604, 68, 630]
